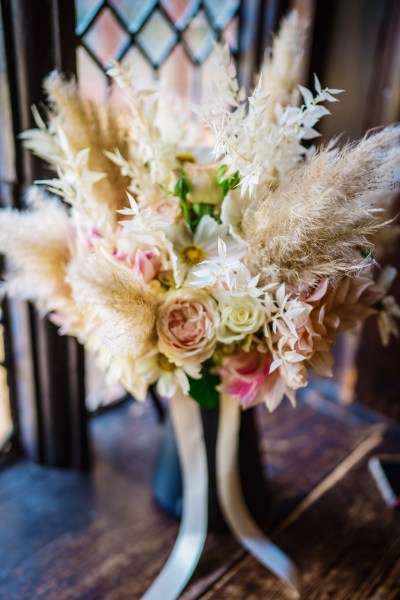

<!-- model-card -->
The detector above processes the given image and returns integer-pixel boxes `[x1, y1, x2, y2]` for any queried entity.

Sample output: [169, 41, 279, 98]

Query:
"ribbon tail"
[216, 394, 301, 596]
[141, 390, 208, 600]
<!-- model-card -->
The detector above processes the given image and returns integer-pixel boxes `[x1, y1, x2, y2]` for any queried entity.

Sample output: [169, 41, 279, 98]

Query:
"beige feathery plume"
[67, 251, 157, 359]
[0, 187, 72, 310]
[23, 72, 130, 218]
[243, 125, 400, 289]
[261, 10, 308, 123]
[366, 191, 400, 259]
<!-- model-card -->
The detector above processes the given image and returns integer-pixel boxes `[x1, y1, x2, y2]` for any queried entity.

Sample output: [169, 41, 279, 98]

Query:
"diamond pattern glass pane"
[222, 16, 239, 52]
[76, 0, 240, 83]
[83, 7, 130, 66]
[77, 46, 108, 100]
[122, 46, 155, 80]
[201, 46, 219, 101]
[161, 0, 200, 30]
[109, 0, 158, 33]
[183, 10, 216, 64]
[160, 43, 196, 101]
[204, 0, 240, 30]
[76, 0, 104, 35]
[136, 10, 178, 67]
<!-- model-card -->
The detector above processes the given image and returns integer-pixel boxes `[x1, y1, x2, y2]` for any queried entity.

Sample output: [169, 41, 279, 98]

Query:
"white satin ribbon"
[141, 390, 208, 600]
[216, 394, 301, 596]
[142, 392, 300, 599]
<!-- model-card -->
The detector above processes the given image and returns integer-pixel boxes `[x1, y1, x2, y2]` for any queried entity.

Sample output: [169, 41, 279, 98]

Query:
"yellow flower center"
[181, 244, 206, 266]
[175, 152, 196, 163]
[157, 354, 176, 372]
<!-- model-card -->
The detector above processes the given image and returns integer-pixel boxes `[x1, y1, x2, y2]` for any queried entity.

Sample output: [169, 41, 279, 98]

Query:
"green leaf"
[217, 169, 240, 197]
[192, 203, 203, 216]
[220, 180, 229, 196]
[173, 169, 197, 230]
[159, 183, 173, 195]
[173, 169, 190, 200]
[188, 360, 220, 409]
[229, 171, 240, 188]
[216, 164, 228, 183]
[359, 247, 371, 259]
[192, 203, 214, 218]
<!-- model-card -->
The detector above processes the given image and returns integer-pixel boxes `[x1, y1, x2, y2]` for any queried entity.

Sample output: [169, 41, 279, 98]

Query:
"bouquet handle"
[142, 392, 301, 599]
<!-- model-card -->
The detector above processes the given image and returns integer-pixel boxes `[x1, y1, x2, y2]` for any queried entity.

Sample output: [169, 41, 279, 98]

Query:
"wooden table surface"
[1, 388, 400, 599]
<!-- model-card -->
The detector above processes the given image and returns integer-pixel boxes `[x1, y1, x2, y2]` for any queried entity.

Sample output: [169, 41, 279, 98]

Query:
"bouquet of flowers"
[1, 12, 399, 597]
[1, 13, 398, 413]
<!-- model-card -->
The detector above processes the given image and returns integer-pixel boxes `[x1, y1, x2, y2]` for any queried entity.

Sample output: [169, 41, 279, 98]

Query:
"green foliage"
[188, 360, 220, 409]
[174, 169, 190, 200]
[216, 164, 228, 183]
[192, 203, 214, 218]
[216, 164, 240, 196]
[173, 169, 219, 231]
[159, 183, 173, 195]
[359, 247, 372, 259]
[174, 169, 196, 230]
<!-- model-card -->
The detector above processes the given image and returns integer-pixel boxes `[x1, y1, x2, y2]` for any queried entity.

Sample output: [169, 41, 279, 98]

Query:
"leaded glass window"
[75, 0, 241, 100]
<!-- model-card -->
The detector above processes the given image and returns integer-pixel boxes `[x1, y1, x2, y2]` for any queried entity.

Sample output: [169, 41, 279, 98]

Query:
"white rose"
[217, 294, 264, 343]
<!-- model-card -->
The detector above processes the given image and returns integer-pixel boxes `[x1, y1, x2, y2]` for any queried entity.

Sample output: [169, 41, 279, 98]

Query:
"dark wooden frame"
[1, 0, 88, 469]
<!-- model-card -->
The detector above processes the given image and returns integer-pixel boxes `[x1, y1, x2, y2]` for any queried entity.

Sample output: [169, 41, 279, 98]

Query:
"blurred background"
[0, 0, 399, 471]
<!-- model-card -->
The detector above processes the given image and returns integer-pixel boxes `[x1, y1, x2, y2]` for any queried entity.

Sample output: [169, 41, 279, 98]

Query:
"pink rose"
[153, 197, 181, 220]
[157, 290, 217, 369]
[132, 249, 161, 282]
[219, 349, 271, 408]
[114, 245, 161, 283]
[219, 348, 287, 411]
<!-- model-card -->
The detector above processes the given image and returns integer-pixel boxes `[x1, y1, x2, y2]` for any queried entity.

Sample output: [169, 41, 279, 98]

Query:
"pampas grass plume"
[0, 187, 72, 309]
[261, 10, 308, 123]
[22, 72, 130, 219]
[243, 125, 400, 289]
[67, 251, 157, 359]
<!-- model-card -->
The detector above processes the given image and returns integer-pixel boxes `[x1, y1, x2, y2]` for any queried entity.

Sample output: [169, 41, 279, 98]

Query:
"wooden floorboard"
[0, 396, 395, 599]
[200, 425, 400, 600]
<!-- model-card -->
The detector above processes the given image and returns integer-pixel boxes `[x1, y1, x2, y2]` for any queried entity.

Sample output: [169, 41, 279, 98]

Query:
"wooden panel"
[0, 394, 375, 599]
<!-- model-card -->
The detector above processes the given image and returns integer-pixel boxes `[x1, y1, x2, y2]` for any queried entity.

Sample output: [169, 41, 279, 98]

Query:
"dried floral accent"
[67, 252, 157, 359]
[261, 10, 309, 123]
[21, 72, 130, 223]
[0, 188, 72, 311]
[243, 127, 400, 289]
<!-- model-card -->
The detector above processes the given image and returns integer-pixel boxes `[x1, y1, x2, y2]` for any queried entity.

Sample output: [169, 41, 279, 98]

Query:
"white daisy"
[167, 215, 245, 287]
[220, 187, 251, 240]
[192, 238, 261, 298]
[135, 349, 196, 399]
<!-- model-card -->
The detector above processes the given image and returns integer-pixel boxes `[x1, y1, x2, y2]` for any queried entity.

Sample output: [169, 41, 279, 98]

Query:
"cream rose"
[157, 289, 218, 368]
[217, 294, 264, 343]
[185, 163, 223, 205]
